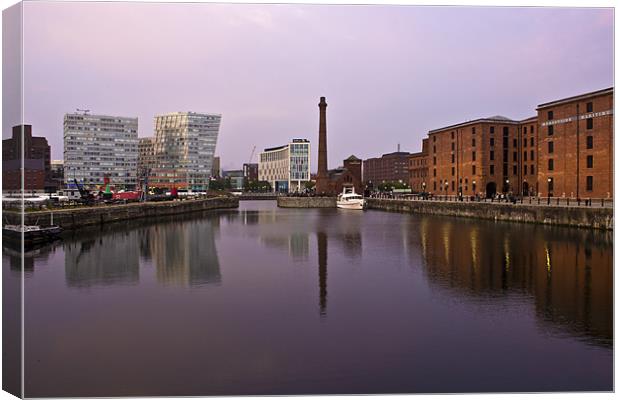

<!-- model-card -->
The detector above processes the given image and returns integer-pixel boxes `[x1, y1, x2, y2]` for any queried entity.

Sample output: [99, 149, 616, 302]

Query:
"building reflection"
[141, 217, 221, 287]
[414, 217, 612, 347]
[63, 213, 221, 288]
[65, 233, 140, 287]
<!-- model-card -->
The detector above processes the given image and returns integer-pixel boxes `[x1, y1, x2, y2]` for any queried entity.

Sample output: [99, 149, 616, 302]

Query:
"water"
[5, 200, 612, 396]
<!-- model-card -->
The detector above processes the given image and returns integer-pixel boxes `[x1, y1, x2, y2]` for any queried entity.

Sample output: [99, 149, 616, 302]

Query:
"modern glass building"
[63, 112, 138, 189]
[258, 139, 310, 192]
[150, 112, 221, 190]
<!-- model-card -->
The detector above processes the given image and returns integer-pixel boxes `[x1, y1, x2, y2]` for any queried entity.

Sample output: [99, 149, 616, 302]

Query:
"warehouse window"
[490, 138, 495, 147]
[472, 151, 476, 161]
[548, 141, 554, 153]
[587, 102, 593, 113]
[587, 155, 593, 168]
[586, 136, 593, 149]
[548, 159, 554, 171]
[490, 165, 494, 175]
[490, 151, 494, 161]
[547, 111, 554, 120]
[587, 118, 593, 130]
[586, 176, 593, 191]
[548, 125, 554, 135]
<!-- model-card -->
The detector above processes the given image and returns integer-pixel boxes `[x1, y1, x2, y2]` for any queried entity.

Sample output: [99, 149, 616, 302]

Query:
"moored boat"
[2, 224, 63, 246]
[336, 187, 365, 210]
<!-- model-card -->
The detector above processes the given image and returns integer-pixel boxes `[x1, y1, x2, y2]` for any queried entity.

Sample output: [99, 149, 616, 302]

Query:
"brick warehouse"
[537, 87, 613, 199]
[408, 87, 613, 199]
[408, 138, 429, 192]
[363, 150, 410, 186]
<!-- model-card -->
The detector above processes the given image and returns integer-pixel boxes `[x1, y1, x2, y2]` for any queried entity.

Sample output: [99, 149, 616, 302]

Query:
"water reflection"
[414, 217, 612, 347]
[141, 220, 221, 287]
[317, 231, 328, 316]
[65, 235, 140, 287]
[3, 242, 58, 276]
[62, 213, 221, 288]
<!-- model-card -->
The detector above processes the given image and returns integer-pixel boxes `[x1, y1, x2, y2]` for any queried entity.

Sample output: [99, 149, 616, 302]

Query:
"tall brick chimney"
[315, 96, 329, 194]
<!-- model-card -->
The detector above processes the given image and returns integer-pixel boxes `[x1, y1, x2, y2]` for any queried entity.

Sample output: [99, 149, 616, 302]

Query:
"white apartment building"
[149, 112, 221, 190]
[259, 139, 310, 192]
[64, 112, 138, 189]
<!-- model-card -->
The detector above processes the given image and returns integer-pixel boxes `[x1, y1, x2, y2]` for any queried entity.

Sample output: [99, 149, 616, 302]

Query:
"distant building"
[223, 169, 244, 190]
[408, 138, 429, 192]
[326, 155, 363, 195]
[2, 125, 51, 191]
[50, 160, 64, 191]
[243, 163, 258, 182]
[64, 112, 138, 189]
[363, 151, 410, 185]
[211, 156, 221, 178]
[258, 139, 310, 192]
[149, 112, 221, 190]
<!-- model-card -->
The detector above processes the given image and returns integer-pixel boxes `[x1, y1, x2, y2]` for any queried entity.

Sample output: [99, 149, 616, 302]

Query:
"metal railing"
[366, 193, 613, 208]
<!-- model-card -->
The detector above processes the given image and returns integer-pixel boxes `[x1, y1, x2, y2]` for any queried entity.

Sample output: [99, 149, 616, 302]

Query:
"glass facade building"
[150, 112, 221, 190]
[63, 113, 138, 189]
[258, 139, 310, 192]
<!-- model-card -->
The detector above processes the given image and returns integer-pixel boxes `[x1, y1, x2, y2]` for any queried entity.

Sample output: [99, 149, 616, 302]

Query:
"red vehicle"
[112, 191, 142, 201]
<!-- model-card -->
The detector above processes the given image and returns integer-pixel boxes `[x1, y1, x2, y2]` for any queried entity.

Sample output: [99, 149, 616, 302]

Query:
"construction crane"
[248, 145, 256, 164]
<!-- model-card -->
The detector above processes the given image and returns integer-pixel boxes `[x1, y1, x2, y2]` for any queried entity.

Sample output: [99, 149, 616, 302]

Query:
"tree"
[304, 181, 316, 191]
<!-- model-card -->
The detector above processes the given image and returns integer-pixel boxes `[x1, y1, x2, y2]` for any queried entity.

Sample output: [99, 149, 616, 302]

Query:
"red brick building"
[417, 87, 613, 199]
[536, 87, 613, 198]
[408, 138, 428, 192]
[363, 151, 410, 186]
[326, 155, 363, 194]
[2, 125, 51, 191]
[428, 116, 525, 197]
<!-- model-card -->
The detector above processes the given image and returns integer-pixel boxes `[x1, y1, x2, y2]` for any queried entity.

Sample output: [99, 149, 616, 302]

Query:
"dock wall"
[4, 196, 239, 231]
[277, 197, 337, 208]
[366, 198, 613, 230]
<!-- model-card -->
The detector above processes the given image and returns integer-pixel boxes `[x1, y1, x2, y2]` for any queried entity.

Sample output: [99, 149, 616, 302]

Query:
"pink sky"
[3, 2, 614, 171]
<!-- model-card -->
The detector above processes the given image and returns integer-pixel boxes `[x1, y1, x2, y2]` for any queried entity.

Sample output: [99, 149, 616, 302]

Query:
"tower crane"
[248, 145, 257, 164]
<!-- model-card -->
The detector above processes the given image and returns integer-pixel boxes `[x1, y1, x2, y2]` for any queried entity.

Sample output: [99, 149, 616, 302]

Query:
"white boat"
[337, 187, 365, 210]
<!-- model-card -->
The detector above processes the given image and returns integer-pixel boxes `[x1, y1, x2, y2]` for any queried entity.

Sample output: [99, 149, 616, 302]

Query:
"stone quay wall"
[4, 196, 239, 231]
[277, 196, 337, 208]
[366, 198, 613, 230]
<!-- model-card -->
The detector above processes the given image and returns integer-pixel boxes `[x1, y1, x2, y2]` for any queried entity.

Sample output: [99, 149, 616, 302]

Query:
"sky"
[2, 2, 614, 171]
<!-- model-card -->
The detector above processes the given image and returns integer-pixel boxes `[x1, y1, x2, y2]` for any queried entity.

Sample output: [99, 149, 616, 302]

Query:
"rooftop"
[536, 87, 613, 109]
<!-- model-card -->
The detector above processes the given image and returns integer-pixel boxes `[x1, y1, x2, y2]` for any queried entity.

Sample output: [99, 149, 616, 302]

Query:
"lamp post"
[547, 177, 552, 204]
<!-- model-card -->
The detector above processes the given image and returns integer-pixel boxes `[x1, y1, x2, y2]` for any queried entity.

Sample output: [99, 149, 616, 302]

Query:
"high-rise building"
[2, 125, 51, 191]
[149, 112, 221, 190]
[64, 112, 138, 189]
[138, 137, 156, 173]
[258, 139, 310, 192]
